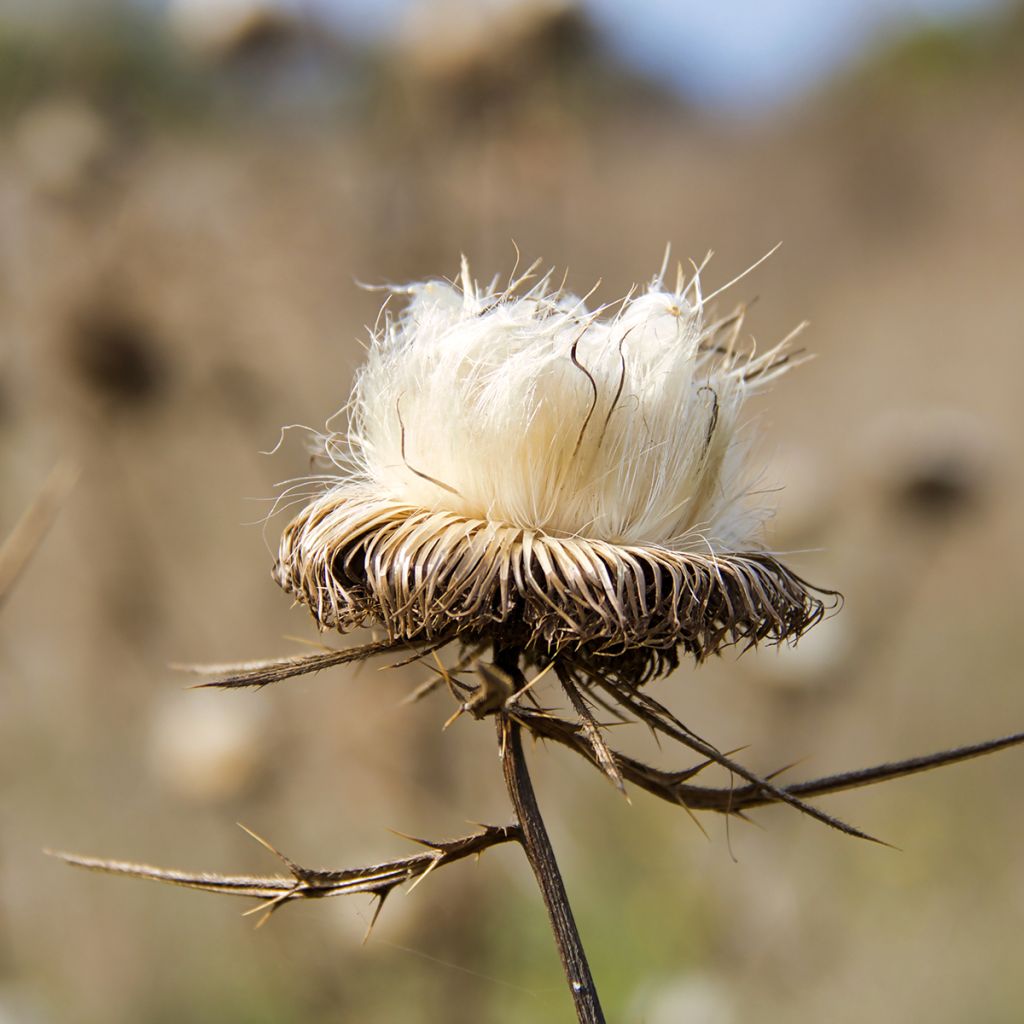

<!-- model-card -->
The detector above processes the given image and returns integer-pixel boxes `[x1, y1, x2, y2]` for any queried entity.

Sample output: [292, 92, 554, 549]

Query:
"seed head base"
[274, 492, 832, 684]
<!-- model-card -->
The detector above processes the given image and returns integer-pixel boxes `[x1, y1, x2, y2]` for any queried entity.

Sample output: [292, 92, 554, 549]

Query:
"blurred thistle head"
[276, 254, 832, 686]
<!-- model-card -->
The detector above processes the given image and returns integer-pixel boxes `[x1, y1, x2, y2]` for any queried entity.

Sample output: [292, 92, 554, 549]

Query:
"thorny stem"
[51, 823, 521, 914]
[56, 634, 1024, 1023]
[495, 644, 606, 1024]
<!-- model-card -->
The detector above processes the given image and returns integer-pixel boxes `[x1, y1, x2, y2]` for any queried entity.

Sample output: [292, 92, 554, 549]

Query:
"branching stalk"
[53, 639, 1024, 1024]
[513, 706, 1024, 817]
[50, 823, 520, 924]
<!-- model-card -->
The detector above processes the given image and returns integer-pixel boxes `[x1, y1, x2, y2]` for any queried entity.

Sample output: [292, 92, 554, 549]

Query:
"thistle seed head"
[275, 256, 832, 678]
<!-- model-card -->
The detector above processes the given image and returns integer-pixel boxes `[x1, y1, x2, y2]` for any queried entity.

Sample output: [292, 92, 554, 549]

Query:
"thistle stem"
[499, 715, 606, 1024]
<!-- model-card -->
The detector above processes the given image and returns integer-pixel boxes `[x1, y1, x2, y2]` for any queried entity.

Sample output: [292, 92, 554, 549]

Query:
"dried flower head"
[275, 256, 831, 683]
[57, 254, 1024, 1024]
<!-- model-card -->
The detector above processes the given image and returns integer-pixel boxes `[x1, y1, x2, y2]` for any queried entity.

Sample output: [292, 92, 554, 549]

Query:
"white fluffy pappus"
[338, 256, 799, 552]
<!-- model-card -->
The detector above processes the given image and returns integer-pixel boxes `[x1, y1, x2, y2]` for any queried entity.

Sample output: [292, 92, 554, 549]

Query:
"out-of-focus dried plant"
[0, 460, 77, 611]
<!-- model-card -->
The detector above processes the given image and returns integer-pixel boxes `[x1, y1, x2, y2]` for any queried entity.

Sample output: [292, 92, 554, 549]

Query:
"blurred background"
[1, 1, 1023, 1021]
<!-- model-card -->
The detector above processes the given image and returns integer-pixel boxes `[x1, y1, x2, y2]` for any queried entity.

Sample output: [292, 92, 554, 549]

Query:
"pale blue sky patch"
[312, 0, 1009, 112]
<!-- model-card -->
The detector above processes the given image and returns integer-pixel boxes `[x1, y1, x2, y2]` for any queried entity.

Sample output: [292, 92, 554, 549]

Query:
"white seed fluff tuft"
[334, 257, 799, 553]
